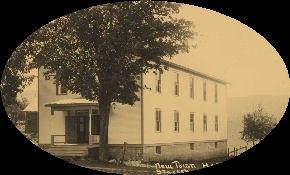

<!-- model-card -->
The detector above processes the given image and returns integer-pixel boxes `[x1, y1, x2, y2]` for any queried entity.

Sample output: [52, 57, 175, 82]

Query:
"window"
[215, 142, 218, 149]
[203, 80, 207, 101]
[56, 83, 67, 95]
[156, 71, 162, 93]
[190, 113, 194, 132]
[190, 77, 194, 99]
[203, 114, 207, 132]
[156, 109, 161, 132]
[215, 115, 218, 132]
[190, 143, 195, 150]
[174, 111, 179, 132]
[156, 146, 161, 154]
[174, 72, 179, 96]
[215, 84, 218, 104]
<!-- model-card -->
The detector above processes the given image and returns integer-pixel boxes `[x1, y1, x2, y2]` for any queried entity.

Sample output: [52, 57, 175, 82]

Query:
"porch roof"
[45, 98, 98, 107]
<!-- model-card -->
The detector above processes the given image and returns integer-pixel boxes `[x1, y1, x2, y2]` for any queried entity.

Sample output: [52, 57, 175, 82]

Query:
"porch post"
[89, 107, 92, 145]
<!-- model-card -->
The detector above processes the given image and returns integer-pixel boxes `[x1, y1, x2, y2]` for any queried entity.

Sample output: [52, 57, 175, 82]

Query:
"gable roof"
[162, 60, 228, 85]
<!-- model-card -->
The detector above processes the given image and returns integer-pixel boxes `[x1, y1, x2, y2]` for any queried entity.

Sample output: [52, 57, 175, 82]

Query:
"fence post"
[121, 142, 128, 165]
[234, 147, 236, 156]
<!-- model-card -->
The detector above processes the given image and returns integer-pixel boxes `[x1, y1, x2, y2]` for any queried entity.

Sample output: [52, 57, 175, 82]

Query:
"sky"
[18, 4, 290, 104]
[170, 5, 290, 98]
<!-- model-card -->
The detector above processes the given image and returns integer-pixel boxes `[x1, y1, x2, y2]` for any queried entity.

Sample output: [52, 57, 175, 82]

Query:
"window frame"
[214, 142, 218, 149]
[215, 115, 218, 132]
[190, 143, 195, 150]
[203, 114, 207, 132]
[156, 146, 161, 154]
[174, 72, 179, 96]
[155, 109, 162, 132]
[174, 110, 179, 132]
[156, 71, 162, 93]
[56, 82, 67, 95]
[203, 80, 207, 102]
[190, 77, 194, 99]
[190, 112, 194, 132]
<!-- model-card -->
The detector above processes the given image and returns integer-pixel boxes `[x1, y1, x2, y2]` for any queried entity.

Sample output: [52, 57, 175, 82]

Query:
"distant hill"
[227, 95, 289, 148]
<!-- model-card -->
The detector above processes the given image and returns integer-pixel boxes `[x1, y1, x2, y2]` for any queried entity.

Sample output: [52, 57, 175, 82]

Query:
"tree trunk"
[98, 98, 111, 161]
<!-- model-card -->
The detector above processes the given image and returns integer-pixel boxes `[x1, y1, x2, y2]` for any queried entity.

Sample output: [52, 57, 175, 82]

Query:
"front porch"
[45, 98, 101, 147]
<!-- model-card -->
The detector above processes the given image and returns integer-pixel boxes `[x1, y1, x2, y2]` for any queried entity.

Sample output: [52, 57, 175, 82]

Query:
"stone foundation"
[142, 140, 227, 162]
[107, 145, 143, 161]
[39, 140, 227, 162]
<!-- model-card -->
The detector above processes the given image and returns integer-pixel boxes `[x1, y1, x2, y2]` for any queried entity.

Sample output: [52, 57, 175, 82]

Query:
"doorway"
[77, 115, 89, 143]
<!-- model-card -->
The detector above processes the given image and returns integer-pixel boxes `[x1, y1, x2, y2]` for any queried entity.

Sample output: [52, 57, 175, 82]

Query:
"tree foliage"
[1, 41, 34, 108]
[240, 105, 277, 145]
[2, 1, 195, 160]
[5, 97, 29, 124]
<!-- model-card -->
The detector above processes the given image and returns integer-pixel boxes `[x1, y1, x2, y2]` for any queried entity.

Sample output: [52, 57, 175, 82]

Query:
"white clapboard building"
[38, 60, 228, 161]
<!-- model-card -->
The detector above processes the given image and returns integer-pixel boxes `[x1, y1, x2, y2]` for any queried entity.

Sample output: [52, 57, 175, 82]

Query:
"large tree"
[1, 40, 34, 109]
[240, 105, 277, 145]
[6, 1, 194, 160]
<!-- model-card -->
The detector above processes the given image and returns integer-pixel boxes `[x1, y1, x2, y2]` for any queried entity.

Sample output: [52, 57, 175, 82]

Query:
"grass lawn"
[66, 156, 229, 175]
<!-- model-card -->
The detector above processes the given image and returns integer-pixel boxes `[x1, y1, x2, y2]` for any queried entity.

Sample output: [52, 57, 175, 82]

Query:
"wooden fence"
[228, 145, 253, 157]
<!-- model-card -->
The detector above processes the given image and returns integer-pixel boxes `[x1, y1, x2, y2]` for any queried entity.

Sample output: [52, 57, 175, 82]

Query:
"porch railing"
[51, 135, 65, 145]
[89, 135, 100, 145]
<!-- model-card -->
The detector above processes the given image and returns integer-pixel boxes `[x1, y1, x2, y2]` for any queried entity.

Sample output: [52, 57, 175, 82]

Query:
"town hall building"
[38, 60, 228, 161]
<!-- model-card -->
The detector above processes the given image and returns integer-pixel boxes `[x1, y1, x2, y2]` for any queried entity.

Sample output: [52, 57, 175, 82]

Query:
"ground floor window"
[156, 109, 161, 132]
[215, 115, 218, 132]
[203, 114, 207, 132]
[215, 142, 218, 149]
[174, 111, 179, 132]
[190, 113, 194, 132]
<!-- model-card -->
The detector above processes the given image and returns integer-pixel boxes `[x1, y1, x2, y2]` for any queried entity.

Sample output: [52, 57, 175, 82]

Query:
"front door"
[77, 115, 89, 143]
[65, 116, 78, 144]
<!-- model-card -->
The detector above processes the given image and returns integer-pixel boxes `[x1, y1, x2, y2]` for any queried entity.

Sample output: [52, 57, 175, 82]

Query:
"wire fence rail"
[228, 145, 254, 157]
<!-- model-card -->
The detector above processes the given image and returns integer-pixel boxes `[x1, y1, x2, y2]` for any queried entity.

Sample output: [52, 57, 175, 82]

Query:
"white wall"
[142, 67, 227, 144]
[108, 101, 141, 144]
[38, 67, 80, 144]
[38, 67, 141, 145]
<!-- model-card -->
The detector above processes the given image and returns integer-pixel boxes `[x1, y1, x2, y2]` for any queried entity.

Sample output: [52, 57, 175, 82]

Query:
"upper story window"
[56, 82, 67, 95]
[190, 77, 194, 99]
[190, 113, 194, 132]
[174, 72, 179, 96]
[215, 115, 218, 132]
[155, 71, 162, 93]
[214, 84, 218, 104]
[203, 114, 207, 132]
[174, 110, 179, 132]
[203, 80, 207, 102]
[156, 109, 161, 132]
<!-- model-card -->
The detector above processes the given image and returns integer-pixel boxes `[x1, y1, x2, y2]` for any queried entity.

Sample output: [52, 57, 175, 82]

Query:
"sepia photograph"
[1, 1, 289, 174]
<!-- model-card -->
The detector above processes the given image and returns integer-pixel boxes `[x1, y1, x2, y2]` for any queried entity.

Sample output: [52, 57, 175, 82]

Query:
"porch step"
[50, 146, 89, 150]
[46, 146, 89, 157]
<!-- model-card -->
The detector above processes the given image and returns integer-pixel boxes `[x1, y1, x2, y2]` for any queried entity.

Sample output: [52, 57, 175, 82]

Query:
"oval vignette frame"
[1, 1, 289, 174]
